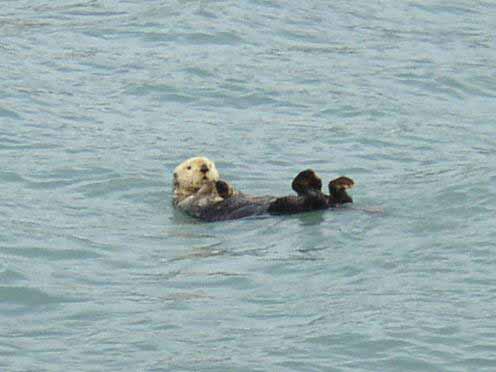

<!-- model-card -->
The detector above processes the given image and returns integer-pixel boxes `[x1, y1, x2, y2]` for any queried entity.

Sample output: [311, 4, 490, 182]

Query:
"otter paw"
[215, 180, 233, 199]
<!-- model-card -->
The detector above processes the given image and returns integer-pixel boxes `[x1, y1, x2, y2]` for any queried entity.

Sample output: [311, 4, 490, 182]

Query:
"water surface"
[1, 1, 496, 371]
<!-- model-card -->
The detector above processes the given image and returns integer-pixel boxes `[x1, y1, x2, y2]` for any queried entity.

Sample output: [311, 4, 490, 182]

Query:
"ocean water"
[1, 0, 496, 370]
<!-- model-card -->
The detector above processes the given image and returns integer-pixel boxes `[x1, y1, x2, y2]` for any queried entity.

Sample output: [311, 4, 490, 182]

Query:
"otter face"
[173, 157, 220, 197]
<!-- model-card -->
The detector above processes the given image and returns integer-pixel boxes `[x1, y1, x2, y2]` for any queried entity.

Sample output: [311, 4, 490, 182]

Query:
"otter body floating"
[172, 157, 354, 222]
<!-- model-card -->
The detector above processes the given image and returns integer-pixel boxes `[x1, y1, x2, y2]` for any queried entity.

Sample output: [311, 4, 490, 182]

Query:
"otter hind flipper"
[291, 169, 323, 196]
[328, 176, 354, 204]
[269, 169, 329, 215]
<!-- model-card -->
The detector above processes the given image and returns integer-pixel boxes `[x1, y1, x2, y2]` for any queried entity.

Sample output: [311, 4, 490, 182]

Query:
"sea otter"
[172, 156, 354, 222]
[267, 170, 354, 214]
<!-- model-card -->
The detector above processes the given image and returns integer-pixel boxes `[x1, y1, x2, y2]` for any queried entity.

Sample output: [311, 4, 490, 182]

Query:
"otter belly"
[194, 194, 275, 222]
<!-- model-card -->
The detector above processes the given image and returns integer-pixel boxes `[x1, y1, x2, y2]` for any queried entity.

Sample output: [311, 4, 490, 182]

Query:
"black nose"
[200, 164, 209, 173]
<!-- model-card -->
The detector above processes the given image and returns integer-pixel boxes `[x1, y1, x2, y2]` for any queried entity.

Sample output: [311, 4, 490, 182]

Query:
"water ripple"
[0, 286, 77, 307]
[2, 246, 102, 261]
[1, 0, 496, 371]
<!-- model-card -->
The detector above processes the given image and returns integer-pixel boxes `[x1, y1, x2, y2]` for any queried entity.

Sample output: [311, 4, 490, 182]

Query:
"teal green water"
[2, 1, 496, 371]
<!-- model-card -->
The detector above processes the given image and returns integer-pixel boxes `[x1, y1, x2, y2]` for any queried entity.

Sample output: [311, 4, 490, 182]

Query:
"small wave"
[0, 170, 24, 183]
[23, 166, 117, 191]
[74, 176, 163, 200]
[0, 106, 21, 119]
[0, 286, 78, 307]
[135, 30, 247, 46]
[126, 82, 196, 103]
[412, 3, 479, 16]
[0, 268, 27, 283]
[2, 246, 102, 261]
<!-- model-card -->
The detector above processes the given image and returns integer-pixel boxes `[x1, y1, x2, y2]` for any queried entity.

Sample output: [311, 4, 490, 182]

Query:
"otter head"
[173, 156, 220, 199]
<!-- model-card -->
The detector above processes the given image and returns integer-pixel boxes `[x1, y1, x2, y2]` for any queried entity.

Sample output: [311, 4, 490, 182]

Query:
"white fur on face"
[173, 156, 220, 197]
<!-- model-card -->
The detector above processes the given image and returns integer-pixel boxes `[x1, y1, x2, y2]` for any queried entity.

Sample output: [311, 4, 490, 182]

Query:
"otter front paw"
[215, 180, 233, 199]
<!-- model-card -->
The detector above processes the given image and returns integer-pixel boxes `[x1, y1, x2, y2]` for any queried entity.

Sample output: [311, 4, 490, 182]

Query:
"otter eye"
[187, 166, 191, 170]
